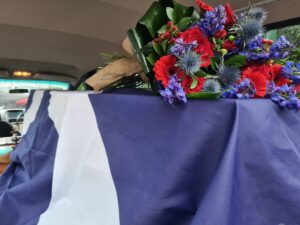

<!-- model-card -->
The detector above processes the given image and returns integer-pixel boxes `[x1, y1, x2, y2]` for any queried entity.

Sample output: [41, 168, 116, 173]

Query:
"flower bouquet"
[127, 0, 300, 110]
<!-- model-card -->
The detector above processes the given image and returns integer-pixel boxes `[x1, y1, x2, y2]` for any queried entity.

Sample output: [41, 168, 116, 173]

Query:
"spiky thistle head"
[239, 19, 263, 43]
[177, 50, 201, 75]
[218, 66, 241, 87]
[247, 7, 268, 23]
[202, 79, 221, 93]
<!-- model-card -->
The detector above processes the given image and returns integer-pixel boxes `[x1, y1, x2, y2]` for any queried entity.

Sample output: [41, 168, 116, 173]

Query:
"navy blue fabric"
[25, 90, 35, 112]
[89, 92, 300, 225]
[0, 91, 58, 225]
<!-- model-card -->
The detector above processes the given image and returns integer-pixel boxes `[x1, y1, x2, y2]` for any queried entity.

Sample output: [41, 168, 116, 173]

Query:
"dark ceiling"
[0, 0, 298, 83]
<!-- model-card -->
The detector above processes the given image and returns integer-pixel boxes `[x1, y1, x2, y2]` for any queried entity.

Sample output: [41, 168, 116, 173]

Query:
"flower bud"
[220, 49, 228, 56]
[167, 21, 173, 29]
[228, 35, 235, 41]
[164, 31, 171, 39]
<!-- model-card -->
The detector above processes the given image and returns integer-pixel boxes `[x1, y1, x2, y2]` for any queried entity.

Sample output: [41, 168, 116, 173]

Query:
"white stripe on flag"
[38, 92, 120, 225]
[22, 90, 44, 135]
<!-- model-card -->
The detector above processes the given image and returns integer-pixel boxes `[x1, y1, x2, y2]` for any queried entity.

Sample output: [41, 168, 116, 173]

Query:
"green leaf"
[161, 39, 169, 53]
[153, 42, 164, 56]
[184, 7, 194, 17]
[147, 53, 158, 66]
[177, 17, 192, 30]
[139, 2, 168, 38]
[157, 25, 167, 34]
[127, 29, 152, 74]
[187, 92, 221, 99]
[140, 42, 154, 55]
[190, 76, 198, 89]
[166, 7, 174, 21]
[195, 69, 209, 77]
[185, 7, 200, 21]
[173, 3, 186, 24]
[265, 30, 278, 42]
[225, 54, 247, 67]
[210, 57, 218, 71]
[274, 59, 286, 65]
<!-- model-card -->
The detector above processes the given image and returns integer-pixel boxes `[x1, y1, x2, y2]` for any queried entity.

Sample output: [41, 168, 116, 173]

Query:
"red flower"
[242, 67, 268, 97]
[222, 40, 237, 51]
[295, 84, 300, 93]
[225, 3, 236, 27]
[214, 30, 227, 39]
[262, 39, 273, 45]
[272, 64, 290, 86]
[180, 75, 205, 94]
[153, 55, 178, 87]
[248, 64, 272, 81]
[180, 27, 214, 68]
[196, 0, 213, 11]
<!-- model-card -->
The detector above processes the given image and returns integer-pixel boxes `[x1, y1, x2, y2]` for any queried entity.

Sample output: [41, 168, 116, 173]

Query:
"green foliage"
[100, 52, 124, 66]
[277, 25, 300, 46]
[210, 57, 218, 71]
[195, 69, 209, 77]
[147, 53, 158, 66]
[187, 92, 221, 99]
[190, 76, 198, 89]
[268, 25, 300, 62]
[177, 17, 193, 30]
[127, 0, 198, 90]
[225, 55, 247, 67]
[139, 2, 168, 38]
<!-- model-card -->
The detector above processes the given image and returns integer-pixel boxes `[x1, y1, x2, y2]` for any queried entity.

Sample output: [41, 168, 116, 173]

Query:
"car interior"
[0, 0, 299, 174]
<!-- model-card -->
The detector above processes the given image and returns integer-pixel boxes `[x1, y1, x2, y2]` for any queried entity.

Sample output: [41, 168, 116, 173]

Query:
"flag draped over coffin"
[1, 90, 300, 225]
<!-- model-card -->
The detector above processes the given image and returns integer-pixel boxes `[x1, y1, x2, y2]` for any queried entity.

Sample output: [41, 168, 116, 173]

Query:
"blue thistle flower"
[248, 7, 268, 23]
[202, 80, 221, 93]
[177, 50, 201, 75]
[197, 5, 226, 37]
[239, 19, 263, 43]
[218, 66, 241, 87]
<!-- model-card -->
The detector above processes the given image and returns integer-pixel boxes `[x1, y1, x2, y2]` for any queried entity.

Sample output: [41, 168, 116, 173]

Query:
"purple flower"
[281, 61, 300, 84]
[197, 5, 226, 37]
[267, 82, 300, 112]
[270, 36, 293, 60]
[170, 38, 198, 57]
[240, 35, 270, 62]
[221, 78, 256, 99]
[160, 75, 187, 104]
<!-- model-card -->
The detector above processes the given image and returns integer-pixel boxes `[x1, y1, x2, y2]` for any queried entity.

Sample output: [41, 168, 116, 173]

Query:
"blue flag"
[1, 90, 300, 225]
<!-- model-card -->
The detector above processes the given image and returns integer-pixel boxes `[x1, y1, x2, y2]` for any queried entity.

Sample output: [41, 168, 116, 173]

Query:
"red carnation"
[242, 67, 268, 98]
[248, 64, 272, 81]
[225, 3, 236, 27]
[196, 0, 213, 11]
[272, 64, 290, 86]
[180, 75, 205, 94]
[153, 55, 178, 87]
[180, 27, 214, 68]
